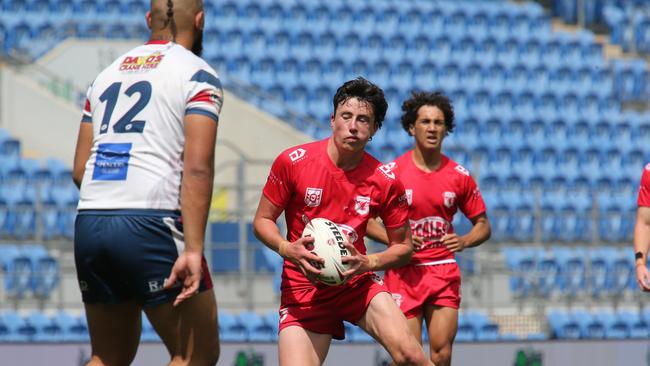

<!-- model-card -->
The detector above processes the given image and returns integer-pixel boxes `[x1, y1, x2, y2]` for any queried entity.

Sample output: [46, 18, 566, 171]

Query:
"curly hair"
[400, 91, 455, 134]
[332, 77, 388, 130]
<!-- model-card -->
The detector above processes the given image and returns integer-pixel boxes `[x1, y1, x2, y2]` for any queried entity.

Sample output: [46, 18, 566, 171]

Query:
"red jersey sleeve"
[459, 174, 487, 220]
[638, 166, 650, 207]
[378, 178, 409, 229]
[262, 152, 294, 209]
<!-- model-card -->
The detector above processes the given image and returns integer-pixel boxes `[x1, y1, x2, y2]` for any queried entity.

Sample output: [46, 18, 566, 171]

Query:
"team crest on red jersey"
[443, 191, 456, 208]
[354, 195, 371, 215]
[304, 187, 323, 207]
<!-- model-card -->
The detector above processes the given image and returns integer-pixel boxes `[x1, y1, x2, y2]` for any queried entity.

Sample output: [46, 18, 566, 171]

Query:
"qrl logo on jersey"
[354, 196, 371, 215]
[304, 187, 323, 207]
[405, 189, 413, 206]
[443, 191, 456, 208]
[378, 162, 396, 180]
[289, 148, 306, 162]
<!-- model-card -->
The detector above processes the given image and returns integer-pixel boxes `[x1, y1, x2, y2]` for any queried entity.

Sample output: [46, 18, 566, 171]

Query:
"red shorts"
[384, 262, 461, 319]
[278, 273, 387, 340]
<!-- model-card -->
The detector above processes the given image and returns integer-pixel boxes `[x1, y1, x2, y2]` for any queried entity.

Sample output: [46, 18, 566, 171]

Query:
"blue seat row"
[0, 244, 58, 298]
[504, 247, 636, 298]
[548, 307, 650, 340]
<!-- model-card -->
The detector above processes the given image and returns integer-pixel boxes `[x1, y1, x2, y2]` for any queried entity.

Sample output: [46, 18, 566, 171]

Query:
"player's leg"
[144, 289, 219, 366]
[84, 301, 142, 366]
[278, 325, 332, 366]
[389, 315, 425, 366]
[423, 305, 457, 366]
[357, 292, 432, 366]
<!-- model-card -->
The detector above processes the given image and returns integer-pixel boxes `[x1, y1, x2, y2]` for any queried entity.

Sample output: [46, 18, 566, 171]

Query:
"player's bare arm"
[253, 195, 324, 280]
[342, 223, 413, 277]
[634, 206, 650, 292]
[165, 113, 216, 306]
[72, 123, 93, 188]
[442, 213, 490, 253]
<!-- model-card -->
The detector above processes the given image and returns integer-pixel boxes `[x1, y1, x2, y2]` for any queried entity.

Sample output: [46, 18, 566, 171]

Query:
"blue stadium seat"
[456, 313, 476, 342]
[1, 311, 29, 342]
[536, 250, 559, 297]
[219, 311, 246, 342]
[140, 314, 160, 342]
[548, 309, 580, 339]
[53, 312, 88, 342]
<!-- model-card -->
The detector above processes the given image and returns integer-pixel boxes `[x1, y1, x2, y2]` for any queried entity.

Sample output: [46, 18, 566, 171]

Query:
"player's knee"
[392, 342, 427, 366]
[430, 345, 452, 366]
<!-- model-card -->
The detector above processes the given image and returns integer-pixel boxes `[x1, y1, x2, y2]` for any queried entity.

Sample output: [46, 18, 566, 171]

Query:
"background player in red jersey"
[634, 164, 650, 292]
[367, 91, 491, 366]
[253, 78, 433, 366]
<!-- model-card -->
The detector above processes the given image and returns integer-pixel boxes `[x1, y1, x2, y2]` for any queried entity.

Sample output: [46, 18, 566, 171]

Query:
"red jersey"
[392, 151, 486, 264]
[263, 139, 409, 290]
[638, 164, 650, 207]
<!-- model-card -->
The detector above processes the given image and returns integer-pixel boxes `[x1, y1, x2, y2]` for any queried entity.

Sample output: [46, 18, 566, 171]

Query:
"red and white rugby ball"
[302, 218, 351, 286]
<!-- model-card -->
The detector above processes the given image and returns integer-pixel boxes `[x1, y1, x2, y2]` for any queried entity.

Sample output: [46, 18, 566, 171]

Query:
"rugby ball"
[301, 218, 351, 286]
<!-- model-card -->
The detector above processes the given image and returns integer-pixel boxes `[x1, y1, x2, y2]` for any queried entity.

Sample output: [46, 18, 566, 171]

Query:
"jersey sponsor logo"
[289, 148, 306, 162]
[92, 143, 133, 181]
[443, 191, 456, 208]
[455, 165, 470, 176]
[405, 189, 413, 206]
[410, 216, 450, 250]
[337, 223, 359, 243]
[304, 187, 323, 207]
[354, 195, 371, 216]
[119, 52, 165, 72]
[378, 162, 396, 180]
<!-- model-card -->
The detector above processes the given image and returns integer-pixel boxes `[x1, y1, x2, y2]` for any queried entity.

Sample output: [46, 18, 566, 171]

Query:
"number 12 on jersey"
[98, 81, 151, 134]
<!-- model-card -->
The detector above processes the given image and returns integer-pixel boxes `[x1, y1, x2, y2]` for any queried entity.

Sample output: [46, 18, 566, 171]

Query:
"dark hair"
[332, 77, 387, 130]
[400, 91, 455, 134]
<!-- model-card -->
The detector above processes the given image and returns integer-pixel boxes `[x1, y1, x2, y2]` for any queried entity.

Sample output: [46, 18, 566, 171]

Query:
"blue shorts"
[74, 210, 213, 306]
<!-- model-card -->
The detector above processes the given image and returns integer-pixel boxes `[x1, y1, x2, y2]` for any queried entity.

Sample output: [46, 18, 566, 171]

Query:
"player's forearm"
[371, 243, 413, 271]
[252, 217, 287, 254]
[366, 218, 389, 245]
[180, 166, 214, 253]
[461, 219, 491, 249]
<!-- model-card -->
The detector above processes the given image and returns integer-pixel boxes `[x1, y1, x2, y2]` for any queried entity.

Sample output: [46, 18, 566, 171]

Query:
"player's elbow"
[184, 164, 214, 182]
[72, 169, 84, 189]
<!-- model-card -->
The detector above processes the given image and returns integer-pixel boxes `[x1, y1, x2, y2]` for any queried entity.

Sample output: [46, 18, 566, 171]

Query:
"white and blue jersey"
[78, 40, 223, 210]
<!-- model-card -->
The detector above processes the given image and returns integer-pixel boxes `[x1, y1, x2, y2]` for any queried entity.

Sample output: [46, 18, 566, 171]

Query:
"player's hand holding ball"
[300, 218, 352, 286]
[279, 235, 324, 284]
